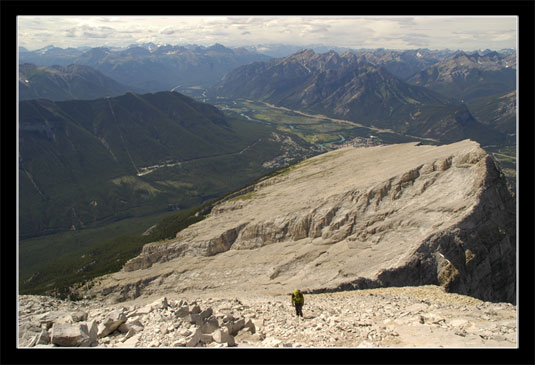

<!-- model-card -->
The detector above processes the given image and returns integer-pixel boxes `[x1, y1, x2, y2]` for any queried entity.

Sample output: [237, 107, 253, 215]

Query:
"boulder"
[185, 327, 202, 347]
[243, 318, 256, 334]
[185, 313, 203, 326]
[36, 311, 71, 329]
[117, 323, 129, 334]
[51, 322, 90, 347]
[225, 318, 245, 335]
[200, 333, 214, 344]
[199, 307, 213, 320]
[175, 305, 190, 317]
[122, 328, 137, 342]
[79, 320, 98, 347]
[128, 305, 152, 318]
[97, 309, 127, 338]
[200, 317, 220, 334]
[121, 319, 144, 334]
[212, 327, 236, 347]
[70, 311, 88, 322]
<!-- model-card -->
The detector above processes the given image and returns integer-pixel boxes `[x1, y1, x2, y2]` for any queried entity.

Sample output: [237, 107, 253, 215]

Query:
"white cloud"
[17, 16, 517, 52]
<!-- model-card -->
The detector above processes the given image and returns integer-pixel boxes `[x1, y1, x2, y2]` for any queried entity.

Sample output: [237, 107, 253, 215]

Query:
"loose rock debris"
[18, 285, 516, 348]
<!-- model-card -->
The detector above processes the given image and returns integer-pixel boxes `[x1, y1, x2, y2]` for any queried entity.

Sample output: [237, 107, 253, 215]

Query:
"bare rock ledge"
[83, 140, 515, 304]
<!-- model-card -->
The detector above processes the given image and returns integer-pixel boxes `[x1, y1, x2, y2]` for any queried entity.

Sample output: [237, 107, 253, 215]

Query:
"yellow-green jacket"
[291, 290, 304, 305]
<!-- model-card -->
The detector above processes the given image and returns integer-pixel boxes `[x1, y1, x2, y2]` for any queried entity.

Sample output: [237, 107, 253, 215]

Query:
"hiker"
[291, 289, 304, 317]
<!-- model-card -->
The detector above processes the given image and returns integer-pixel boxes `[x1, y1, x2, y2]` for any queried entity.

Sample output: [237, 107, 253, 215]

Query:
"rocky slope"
[18, 285, 516, 348]
[79, 140, 515, 306]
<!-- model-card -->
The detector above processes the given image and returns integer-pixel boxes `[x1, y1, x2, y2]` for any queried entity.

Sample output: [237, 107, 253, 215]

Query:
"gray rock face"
[93, 140, 514, 304]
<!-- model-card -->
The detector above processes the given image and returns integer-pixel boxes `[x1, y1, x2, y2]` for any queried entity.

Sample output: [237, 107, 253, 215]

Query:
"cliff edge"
[84, 140, 516, 304]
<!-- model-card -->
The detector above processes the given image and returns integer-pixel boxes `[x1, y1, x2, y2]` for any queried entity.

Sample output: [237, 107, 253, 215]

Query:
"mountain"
[71, 43, 270, 91]
[82, 140, 516, 305]
[19, 63, 135, 101]
[244, 44, 356, 58]
[407, 51, 516, 101]
[466, 91, 516, 136]
[18, 91, 314, 239]
[210, 49, 505, 146]
[352, 48, 455, 80]
[18, 45, 85, 66]
[241, 47, 455, 79]
[19, 44, 271, 92]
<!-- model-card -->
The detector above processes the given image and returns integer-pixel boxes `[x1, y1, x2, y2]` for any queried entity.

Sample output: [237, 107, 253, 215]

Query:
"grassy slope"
[18, 92, 273, 238]
[19, 157, 306, 297]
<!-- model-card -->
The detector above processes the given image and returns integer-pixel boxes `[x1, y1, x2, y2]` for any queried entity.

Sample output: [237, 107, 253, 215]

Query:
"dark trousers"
[295, 303, 303, 317]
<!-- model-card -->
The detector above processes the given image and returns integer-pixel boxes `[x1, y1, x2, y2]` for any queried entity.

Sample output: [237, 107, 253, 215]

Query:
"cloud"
[83, 32, 109, 39]
[64, 28, 77, 38]
[160, 27, 176, 35]
[17, 16, 517, 52]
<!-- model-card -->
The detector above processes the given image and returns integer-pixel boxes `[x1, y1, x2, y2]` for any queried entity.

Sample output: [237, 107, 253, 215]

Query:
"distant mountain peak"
[207, 43, 232, 53]
[295, 49, 316, 56]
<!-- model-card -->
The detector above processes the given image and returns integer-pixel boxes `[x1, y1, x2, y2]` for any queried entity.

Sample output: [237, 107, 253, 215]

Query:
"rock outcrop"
[83, 140, 515, 305]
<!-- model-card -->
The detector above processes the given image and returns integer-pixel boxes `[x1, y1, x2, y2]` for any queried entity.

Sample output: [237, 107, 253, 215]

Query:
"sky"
[17, 16, 517, 52]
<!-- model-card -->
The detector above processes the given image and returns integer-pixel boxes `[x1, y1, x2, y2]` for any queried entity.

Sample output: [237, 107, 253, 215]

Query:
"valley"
[192, 88, 516, 191]
[204, 94, 438, 149]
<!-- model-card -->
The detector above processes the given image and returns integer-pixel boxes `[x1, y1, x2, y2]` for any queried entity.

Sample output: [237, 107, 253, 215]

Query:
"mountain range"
[19, 43, 271, 92]
[19, 63, 135, 101]
[407, 51, 516, 101]
[352, 48, 456, 80]
[19, 45, 85, 66]
[210, 49, 506, 146]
